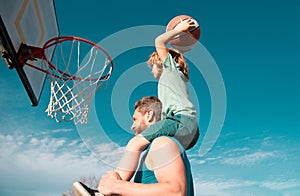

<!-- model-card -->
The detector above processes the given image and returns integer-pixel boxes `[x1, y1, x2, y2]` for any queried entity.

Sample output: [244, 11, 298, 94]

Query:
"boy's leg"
[174, 115, 199, 150]
[141, 118, 179, 141]
[115, 135, 150, 181]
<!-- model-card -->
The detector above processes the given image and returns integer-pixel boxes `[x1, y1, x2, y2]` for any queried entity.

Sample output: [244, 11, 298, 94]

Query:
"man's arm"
[98, 136, 187, 196]
[115, 135, 150, 181]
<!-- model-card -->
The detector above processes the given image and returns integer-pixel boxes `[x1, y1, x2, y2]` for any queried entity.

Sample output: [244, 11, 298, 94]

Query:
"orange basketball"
[166, 15, 201, 53]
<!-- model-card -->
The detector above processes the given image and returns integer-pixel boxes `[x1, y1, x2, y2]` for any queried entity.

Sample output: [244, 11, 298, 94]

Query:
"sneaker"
[73, 181, 101, 196]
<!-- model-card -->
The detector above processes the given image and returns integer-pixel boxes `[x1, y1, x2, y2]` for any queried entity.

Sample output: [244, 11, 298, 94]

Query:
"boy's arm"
[155, 18, 195, 61]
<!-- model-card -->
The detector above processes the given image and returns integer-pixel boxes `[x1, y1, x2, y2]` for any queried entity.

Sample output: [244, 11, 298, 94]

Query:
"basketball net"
[42, 37, 113, 124]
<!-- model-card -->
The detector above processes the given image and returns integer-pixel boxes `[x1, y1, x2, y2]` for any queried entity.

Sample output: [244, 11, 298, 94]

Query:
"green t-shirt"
[159, 53, 196, 118]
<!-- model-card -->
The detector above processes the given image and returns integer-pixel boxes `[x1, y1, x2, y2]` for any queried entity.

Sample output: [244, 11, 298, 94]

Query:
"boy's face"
[150, 63, 162, 80]
[131, 107, 150, 135]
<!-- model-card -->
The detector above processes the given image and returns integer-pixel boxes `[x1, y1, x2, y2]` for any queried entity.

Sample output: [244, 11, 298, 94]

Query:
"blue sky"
[1, 0, 300, 195]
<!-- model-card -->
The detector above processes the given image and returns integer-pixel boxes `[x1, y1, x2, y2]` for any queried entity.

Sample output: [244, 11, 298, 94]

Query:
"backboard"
[0, 0, 59, 106]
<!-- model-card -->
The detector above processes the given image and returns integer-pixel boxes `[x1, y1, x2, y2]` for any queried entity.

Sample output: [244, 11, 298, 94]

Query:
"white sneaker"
[73, 181, 101, 196]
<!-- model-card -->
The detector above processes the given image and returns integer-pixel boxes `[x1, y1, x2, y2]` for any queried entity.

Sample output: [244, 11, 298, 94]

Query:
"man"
[73, 96, 194, 196]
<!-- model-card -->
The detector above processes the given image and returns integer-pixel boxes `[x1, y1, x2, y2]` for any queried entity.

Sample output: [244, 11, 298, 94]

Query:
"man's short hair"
[134, 96, 162, 121]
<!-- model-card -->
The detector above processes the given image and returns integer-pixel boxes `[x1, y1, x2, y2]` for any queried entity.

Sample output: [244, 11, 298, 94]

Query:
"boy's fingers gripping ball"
[166, 15, 201, 53]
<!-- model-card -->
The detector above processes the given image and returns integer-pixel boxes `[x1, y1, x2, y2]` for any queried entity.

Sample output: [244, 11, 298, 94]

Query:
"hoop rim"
[20, 36, 114, 81]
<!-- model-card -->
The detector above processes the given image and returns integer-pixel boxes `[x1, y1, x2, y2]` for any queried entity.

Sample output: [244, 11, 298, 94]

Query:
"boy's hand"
[174, 18, 196, 32]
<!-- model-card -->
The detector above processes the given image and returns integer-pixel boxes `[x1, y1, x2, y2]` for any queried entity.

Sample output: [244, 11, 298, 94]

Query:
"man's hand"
[98, 171, 121, 195]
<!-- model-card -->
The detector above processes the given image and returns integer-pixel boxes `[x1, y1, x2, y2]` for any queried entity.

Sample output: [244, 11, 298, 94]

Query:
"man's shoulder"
[145, 136, 184, 170]
[149, 136, 183, 155]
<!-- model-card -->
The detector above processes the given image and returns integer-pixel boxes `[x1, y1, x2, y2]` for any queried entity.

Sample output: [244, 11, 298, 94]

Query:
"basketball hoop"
[18, 36, 114, 124]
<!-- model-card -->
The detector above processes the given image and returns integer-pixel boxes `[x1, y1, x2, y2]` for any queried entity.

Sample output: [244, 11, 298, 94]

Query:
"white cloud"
[0, 129, 299, 195]
[51, 128, 74, 133]
[194, 178, 257, 196]
[193, 178, 300, 195]
[231, 147, 250, 152]
[0, 131, 115, 195]
[222, 151, 278, 166]
[93, 142, 125, 167]
[261, 179, 300, 190]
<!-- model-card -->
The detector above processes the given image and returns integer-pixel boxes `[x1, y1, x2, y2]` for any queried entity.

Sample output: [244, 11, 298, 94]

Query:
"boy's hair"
[134, 96, 162, 121]
[147, 49, 189, 81]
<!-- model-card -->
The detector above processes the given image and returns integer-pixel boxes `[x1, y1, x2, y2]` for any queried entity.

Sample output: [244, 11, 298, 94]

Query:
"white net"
[44, 37, 112, 124]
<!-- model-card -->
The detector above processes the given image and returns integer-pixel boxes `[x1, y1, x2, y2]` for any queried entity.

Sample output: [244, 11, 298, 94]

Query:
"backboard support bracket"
[18, 43, 44, 66]
[0, 16, 38, 106]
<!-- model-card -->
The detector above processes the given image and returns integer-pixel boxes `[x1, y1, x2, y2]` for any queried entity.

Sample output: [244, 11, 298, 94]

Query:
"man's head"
[131, 96, 162, 135]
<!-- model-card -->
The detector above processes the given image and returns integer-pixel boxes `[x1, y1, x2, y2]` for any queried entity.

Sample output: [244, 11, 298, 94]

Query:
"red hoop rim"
[21, 36, 114, 81]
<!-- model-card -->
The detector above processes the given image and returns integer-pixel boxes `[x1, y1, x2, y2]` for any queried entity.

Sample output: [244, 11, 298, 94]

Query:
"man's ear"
[147, 110, 155, 122]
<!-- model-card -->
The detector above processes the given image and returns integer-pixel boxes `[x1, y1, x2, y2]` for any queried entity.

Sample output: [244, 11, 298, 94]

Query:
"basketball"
[166, 15, 201, 53]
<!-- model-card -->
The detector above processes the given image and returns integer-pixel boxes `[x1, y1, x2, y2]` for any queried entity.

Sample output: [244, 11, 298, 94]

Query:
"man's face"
[131, 107, 150, 135]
